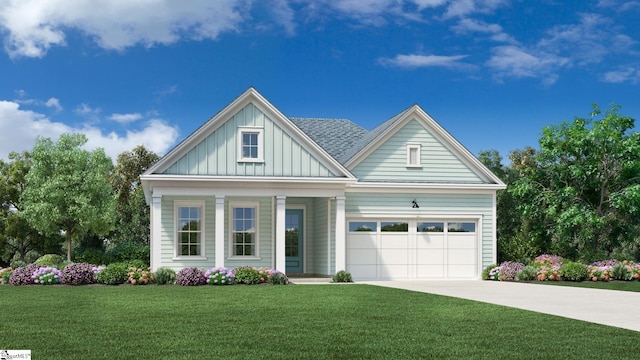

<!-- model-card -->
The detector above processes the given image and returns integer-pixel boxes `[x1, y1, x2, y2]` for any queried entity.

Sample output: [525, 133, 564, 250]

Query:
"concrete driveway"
[361, 280, 640, 332]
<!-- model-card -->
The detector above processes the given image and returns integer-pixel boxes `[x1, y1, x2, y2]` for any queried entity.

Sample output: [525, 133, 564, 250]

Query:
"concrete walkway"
[361, 280, 640, 332]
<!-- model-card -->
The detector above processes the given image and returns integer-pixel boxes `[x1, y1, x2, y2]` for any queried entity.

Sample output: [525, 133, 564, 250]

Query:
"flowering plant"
[32, 266, 61, 285]
[536, 264, 562, 281]
[488, 266, 501, 280]
[61, 263, 97, 285]
[498, 261, 525, 281]
[0, 267, 13, 284]
[587, 265, 613, 282]
[267, 269, 288, 285]
[127, 267, 154, 285]
[533, 254, 564, 266]
[204, 267, 234, 285]
[176, 267, 206, 286]
[232, 266, 272, 285]
[9, 264, 42, 286]
[92, 265, 106, 276]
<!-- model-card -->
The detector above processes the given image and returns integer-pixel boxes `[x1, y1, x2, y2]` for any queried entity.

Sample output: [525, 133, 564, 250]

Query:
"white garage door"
[347, 219, 478, 280]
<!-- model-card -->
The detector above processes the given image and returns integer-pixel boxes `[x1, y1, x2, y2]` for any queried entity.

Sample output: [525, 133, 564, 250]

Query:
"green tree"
[20, 133, 116, 261]
[510, 104, 640, 261]
[109, 145, 159, 245]
[0, 152, 62, 266]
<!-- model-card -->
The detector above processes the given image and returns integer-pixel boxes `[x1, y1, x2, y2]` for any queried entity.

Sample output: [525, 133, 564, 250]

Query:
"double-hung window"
[238, 127, 264, 162]
[175, 201, 205, 258]
[230, 202, 258, 257]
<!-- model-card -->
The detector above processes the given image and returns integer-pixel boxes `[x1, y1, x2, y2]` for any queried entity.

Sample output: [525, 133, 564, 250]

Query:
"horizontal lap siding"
[352, 120, 483, 183]
[345, 192, 494, 270]
[163, 104, 334, 177]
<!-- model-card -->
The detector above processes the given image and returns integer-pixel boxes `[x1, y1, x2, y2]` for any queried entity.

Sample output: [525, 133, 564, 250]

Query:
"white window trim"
[173, 200, 207, 261]
[406, 143, 422, 168]
[237, 127, 264, 163]
[228, 201, 261, 260]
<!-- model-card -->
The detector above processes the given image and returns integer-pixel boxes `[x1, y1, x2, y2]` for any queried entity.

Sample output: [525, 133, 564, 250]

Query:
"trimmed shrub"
[155, 267, 177, 285]
[1, 267, 13, 284]
[105, 242, 150, 265]
[204, 267, 234, 285]
[498, 261, 525, 281]
[127, 267, 154, 285]
[612, 263, 633, 281]
[176, 267, 206, 286]
[32, 266, 62, 285]
[515, 266, 538, 281]
[332, 270, 353, 283]
[482, 263, 499, 280]
[232, 266, 263, 285]
[268, 270, 289, 285]
[61, 263, 97, 285]
[96, 263, 129, 285]
[560, 262, 588, 282]
[35, 254, 66, 269]
[9, 264, 42, 286]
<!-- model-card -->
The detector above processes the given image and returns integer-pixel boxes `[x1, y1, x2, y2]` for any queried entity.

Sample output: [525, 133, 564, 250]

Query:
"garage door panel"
[417, 265, 445, 278]
[448, 235, 476, 249]
[380, 249, 408, 264]
[380, 235, 409, 248]
[416, 235, 444, 248]
[348, 249, 377, 265]
[448, 249, 476, 264]
[348, 234, 377, 249]
[378, 265, 408, 278]
[348, 265, 377, 279]
[448, 265, 476, 278]
[417, 249, 444, 264]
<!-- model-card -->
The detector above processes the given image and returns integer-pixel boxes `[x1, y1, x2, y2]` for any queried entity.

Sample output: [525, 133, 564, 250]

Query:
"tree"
[20, 133, 116, 261]
[109, 145, 160, 246]
[509, 104, 640, 260]
[0, 151, 62, 266]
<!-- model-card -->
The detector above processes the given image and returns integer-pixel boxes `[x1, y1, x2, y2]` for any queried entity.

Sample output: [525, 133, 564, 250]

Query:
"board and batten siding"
[345, 192, 495, 270]
[163, 103, 336, 178]
[351, 119, 484, 183]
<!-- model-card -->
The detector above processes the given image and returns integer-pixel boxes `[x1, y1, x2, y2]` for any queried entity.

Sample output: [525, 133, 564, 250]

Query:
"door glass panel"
[349, 221, 377, 232]
[448, 222, 476, 232]
[418, 222, 444, 232]
[381, 222, 408, 232]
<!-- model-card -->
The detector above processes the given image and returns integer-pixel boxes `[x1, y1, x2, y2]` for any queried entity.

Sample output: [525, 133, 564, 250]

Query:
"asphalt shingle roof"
[289, 117, 368, 163]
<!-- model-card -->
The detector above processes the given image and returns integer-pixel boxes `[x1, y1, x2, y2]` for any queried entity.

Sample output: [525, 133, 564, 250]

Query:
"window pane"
[409, 147, 418, 164]
[349, 221, 377, 232]
[448, 222, 476, 232]
[418, 222, 444, 232]
[381, 222, 408, 232]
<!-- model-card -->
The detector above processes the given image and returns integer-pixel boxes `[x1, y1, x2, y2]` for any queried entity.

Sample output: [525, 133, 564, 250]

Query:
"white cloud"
[75, 103, 101, 116]
[0, 100, 179, 161]
[442, 0, 508, 19]
[486, 46, 569, 85]
[0, 0, 246, 58]
[452, 18, 517, 44]
[108, 113, 143, 124]
[45, 97, 62, 111]
[603, 66, 640, 84]
[379, 53, 472, 69]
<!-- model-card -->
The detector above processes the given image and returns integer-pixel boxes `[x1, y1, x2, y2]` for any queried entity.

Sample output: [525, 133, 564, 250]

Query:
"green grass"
[2, 284, 639, 359]
[538, 280, 640, 292]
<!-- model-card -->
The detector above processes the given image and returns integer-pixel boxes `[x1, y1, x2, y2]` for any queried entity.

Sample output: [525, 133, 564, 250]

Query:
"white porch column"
[275, 195, 287, 273]
[215, 195, 225, 267]
[335, 196, 346, 272]
[150, 194, 162, 272]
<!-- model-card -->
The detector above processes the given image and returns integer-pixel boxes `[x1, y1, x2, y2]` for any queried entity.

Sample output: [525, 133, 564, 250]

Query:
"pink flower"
[131, 279, 137, 285]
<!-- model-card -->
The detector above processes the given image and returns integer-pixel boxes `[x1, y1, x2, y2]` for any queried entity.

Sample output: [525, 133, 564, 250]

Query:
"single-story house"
[141, 87, 506, 280]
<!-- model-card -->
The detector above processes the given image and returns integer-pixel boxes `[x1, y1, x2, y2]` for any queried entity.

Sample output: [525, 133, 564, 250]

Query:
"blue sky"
[1, 0, 639, 163]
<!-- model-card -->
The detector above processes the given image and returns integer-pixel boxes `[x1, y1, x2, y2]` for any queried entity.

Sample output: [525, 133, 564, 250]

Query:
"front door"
[285, 209, 303, 273]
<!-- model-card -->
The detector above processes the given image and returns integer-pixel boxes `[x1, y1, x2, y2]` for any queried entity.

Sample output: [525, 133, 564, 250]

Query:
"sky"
[1, 0, 639, 164]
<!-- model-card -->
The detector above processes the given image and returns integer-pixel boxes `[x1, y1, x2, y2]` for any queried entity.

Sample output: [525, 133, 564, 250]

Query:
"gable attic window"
[406, 143, 421, 167]
[238, 127, 264, 162]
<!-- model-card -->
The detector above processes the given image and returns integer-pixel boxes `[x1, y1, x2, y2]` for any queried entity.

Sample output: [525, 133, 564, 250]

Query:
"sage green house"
[141, 87, 506, 280]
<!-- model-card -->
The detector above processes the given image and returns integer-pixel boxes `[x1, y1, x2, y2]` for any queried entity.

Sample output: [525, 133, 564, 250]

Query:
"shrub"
[232, 266, 265, 285]
[9, 264, 41, 286]
[127, 267, 154, 285]
[105, 242, 150, 265]
[560, 262, 588, 282]
[612, 263, 633, 281]
[498, 261, 525, 281]
[536, 264, 562, 281]
[35, 254, 66, 269]
[155, 267, 177, 285]
[268, 269, 289, 285]
[176, 267, 206, 286]
[515, 266, 538, 281]
[533, 254, 564, 266]
[0, 267, 13, 284]
[332, 270, 353, 283]
[61, 263, 97, 285]
[73, 248, 105, 266]
[482, 263, 499, 280]
[95, 263, 129, 285]
[488, 266, 501, 280]
[10, 259, 27, 269]
[32, 266, 62, 285]
[587, 265, 613, 282]
[204, 267, 234, 285]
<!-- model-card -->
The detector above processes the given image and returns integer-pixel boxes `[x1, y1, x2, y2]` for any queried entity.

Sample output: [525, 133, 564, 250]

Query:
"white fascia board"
[151, 185, 346, 198]
[141, 174, 356, 185]
[346, 182, 506, 194]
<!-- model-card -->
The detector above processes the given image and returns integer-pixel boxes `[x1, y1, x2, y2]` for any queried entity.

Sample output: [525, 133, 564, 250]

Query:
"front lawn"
[2, 285, 638, 359]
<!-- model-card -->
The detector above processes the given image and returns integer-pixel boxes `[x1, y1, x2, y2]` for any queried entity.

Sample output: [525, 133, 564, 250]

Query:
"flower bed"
[485, 255, 640, 283]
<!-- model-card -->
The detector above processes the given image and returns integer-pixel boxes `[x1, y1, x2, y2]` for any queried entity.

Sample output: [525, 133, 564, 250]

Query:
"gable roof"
[289, 118, 367, 161]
